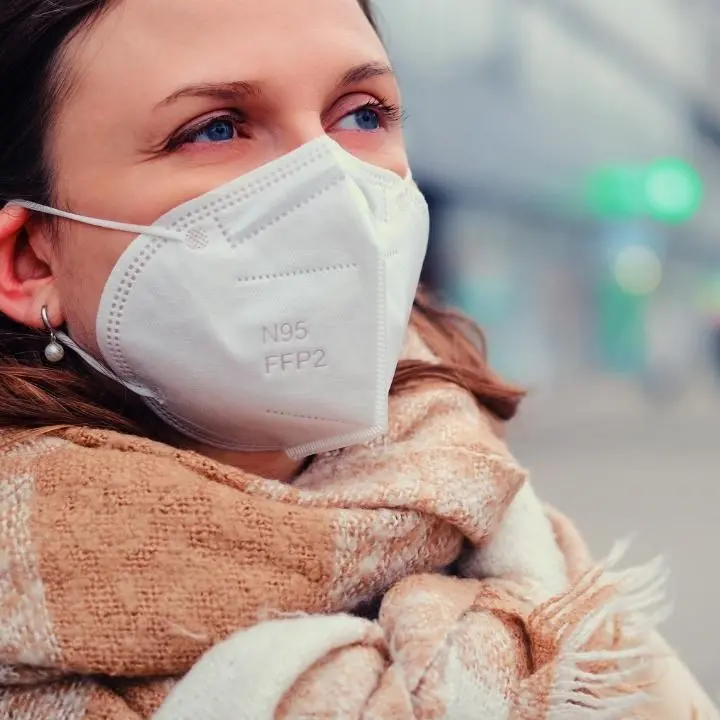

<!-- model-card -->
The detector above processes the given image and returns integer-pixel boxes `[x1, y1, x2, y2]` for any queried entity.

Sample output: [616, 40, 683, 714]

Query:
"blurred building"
[375, 0, 720, 387]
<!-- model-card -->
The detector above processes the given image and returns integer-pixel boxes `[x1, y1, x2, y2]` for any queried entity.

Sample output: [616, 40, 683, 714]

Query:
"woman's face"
[35, 0, 407, 352]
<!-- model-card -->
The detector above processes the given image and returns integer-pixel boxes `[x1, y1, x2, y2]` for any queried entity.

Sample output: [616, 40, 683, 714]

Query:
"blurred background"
[374, 0, 719, 695]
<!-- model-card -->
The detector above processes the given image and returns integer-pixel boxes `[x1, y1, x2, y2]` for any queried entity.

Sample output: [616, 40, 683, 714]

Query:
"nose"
[268, 114, 410, 180]
[272, 114, 327, 157]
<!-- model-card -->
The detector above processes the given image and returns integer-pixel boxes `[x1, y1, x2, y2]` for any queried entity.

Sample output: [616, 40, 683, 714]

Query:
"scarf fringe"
[544, 541, 670, 719]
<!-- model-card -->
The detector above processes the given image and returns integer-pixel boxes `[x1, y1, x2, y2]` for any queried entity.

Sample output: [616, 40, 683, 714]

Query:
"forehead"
[62, 0, 385, 106]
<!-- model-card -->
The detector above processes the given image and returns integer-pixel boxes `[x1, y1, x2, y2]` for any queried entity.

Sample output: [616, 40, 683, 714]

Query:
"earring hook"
[41, 306, 65, 363]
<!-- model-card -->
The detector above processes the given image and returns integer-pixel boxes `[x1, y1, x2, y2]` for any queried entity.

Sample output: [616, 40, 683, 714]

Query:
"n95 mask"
[14, 137, 429, 458]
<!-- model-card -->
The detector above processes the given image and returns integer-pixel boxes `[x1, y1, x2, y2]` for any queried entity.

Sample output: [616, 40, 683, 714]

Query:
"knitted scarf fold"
[0, 337, 672, 719]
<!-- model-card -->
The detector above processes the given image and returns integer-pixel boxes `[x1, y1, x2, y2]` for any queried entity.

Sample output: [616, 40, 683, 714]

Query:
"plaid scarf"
[0, 335, 691, 719]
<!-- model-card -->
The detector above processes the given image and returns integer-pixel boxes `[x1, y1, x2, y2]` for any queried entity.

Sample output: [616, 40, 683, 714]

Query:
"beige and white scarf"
[0, 336, 714, 719]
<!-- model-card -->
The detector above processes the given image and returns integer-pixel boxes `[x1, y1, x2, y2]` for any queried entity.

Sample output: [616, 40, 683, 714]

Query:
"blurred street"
[374, 0, 720, 697]
[510, 381, 720, 696]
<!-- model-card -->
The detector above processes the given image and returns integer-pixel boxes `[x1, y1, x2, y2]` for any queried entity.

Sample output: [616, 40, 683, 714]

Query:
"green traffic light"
[586, 158, 703, 224]
[586, 165, 646, 218]
[643, 158, 703, 224]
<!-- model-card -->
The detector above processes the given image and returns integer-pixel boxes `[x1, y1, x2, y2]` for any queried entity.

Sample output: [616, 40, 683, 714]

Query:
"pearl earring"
[41, 306, 65, 364]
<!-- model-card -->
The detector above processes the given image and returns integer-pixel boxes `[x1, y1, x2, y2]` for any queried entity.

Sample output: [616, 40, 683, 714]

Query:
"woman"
[0, 0, 716, 718]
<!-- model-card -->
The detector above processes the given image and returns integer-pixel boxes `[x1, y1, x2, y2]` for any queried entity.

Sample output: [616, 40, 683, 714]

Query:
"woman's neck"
[191, 444, 304, 482]
[154, 422, 304, 481]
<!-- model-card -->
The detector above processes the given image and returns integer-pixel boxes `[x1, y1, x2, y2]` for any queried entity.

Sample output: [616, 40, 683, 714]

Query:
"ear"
[0, 205, 63, 330]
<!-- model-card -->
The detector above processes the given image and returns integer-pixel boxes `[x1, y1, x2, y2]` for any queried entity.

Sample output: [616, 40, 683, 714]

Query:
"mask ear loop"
[57, 328, 159, 400]
[7, 200, 185, 242]
[39, 307, 158, 400]
[12, 202, 168, 402]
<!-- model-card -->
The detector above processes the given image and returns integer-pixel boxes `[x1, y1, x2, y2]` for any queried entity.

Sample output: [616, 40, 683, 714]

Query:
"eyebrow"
[156, 61, 394, 109]
[338, 61, 394, 88]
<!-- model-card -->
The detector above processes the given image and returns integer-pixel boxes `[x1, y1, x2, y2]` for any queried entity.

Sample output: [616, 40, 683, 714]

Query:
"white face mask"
[14, 137, 429, 458]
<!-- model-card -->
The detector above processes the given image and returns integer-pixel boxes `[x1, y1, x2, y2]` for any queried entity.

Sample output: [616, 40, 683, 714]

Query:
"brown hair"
[0, 0, 524, 442]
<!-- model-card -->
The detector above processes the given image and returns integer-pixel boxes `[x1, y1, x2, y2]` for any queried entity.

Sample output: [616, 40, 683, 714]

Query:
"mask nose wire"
[7, 200, 185, 242]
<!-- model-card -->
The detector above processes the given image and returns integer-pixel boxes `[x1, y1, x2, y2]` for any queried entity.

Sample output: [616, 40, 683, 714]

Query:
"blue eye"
[338, 107, 382, 132]
[190, 117, 237, 144]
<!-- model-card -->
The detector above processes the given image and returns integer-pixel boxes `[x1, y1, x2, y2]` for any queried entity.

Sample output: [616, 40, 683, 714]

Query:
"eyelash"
[165, 98, 406, 151]
[359, 97, 406, 127]
[165, 110, 247, 151]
